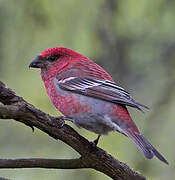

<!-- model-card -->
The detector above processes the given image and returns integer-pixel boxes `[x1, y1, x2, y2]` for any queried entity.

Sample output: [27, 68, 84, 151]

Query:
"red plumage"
[29, 47, 168, 164]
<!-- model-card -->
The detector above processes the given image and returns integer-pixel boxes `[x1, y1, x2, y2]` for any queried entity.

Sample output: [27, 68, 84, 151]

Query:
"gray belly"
[71, 112, 114, 135]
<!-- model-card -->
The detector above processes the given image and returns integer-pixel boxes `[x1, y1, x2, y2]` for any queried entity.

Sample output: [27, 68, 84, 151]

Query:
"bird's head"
[29, 47, 83, 70]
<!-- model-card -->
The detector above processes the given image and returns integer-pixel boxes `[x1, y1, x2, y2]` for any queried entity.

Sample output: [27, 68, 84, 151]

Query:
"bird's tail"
[124, 130, 168, 164]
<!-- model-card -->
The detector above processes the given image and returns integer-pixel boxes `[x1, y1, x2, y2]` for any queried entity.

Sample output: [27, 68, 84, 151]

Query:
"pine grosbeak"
[29, 47, 168, 164]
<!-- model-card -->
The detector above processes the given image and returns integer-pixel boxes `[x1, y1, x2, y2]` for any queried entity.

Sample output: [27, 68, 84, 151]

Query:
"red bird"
[29, 47, 168, 164]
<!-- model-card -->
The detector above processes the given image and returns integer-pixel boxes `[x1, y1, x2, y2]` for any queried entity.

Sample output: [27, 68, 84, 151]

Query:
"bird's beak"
[29, 56, 45, 68]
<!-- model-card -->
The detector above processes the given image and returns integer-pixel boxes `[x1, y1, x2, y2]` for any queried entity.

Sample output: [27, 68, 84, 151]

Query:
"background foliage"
[0, 0, 174, 179]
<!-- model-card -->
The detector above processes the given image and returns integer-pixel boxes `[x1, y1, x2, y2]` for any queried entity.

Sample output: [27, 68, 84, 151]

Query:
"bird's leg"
[61, 116, 74, 122]
[49, 116, 65, 128]
[93, 135, 101, 146]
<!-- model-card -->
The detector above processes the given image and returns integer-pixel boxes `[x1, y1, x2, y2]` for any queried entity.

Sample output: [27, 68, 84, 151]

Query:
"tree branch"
[0, 158, 87, 169]
[0, 81, 146, 180]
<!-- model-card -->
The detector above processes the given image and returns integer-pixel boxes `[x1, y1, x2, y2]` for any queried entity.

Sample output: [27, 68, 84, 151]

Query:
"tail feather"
[125, 130, 169, 164]
[137, 134, 169, 164]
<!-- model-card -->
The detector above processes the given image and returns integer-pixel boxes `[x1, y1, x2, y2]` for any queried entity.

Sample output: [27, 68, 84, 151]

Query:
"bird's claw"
[49, 116, 65, 128]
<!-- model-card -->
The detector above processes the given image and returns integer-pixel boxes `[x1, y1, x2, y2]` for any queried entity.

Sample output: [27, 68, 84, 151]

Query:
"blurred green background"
[0, 0, 174, 179]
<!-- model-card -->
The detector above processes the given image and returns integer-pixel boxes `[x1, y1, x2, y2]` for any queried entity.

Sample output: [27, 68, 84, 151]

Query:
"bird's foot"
[90, 135, 101, 147]
[49, 116, 65, 128]
[61, 116, 74, 122]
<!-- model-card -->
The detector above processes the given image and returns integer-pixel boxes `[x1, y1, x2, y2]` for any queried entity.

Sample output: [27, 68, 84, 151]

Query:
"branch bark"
[0, 158, 86, 169]
[0, 81, 146, 180]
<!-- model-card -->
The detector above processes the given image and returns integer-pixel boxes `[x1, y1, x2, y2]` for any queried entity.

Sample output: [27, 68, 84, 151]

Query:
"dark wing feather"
[56, 77, 149, 112]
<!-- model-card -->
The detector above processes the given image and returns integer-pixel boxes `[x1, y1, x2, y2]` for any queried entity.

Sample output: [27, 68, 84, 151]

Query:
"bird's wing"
[55, 77, 149, 112]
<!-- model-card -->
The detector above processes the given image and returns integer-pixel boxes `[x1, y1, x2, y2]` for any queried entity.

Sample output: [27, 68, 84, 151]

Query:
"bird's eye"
[47, 55, 57, 62]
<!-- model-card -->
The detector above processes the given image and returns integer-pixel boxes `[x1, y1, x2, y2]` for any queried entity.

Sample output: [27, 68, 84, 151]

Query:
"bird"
[29, 47, 168, 164]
